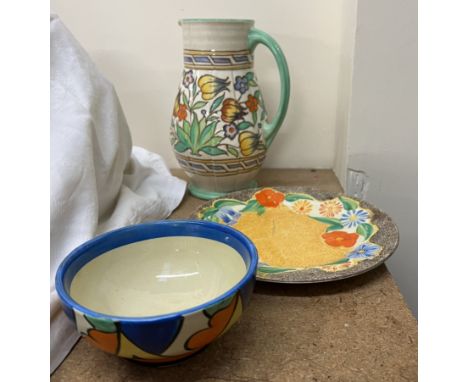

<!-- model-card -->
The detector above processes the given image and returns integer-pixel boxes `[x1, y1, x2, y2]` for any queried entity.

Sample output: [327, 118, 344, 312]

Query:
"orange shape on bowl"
[86, 329, 119, 354]
[186, 295, 239, 350]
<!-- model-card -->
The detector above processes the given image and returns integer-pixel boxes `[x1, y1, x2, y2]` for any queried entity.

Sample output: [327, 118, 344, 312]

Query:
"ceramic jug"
[170, 19, 290, 199]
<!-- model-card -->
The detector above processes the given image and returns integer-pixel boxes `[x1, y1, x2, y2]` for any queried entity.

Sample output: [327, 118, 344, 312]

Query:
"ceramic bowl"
[55, 220, 258, 364]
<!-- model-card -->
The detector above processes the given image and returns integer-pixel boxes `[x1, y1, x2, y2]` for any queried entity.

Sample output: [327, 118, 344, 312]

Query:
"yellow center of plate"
[233, 205, 349, 268]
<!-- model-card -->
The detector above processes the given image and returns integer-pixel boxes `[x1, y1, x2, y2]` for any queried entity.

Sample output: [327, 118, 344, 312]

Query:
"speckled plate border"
[191, 186, 399, 284]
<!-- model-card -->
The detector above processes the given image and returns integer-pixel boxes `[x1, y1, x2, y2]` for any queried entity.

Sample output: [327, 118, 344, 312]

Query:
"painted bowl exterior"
[55, 220, 258, 364]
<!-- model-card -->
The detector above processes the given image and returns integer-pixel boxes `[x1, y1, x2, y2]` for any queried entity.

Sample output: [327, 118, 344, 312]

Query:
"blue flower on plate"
[347, 243, 380, 260]
[340, 209, 369, 228]
[234, 76, 249, 94]
[215, 207, 241, 225]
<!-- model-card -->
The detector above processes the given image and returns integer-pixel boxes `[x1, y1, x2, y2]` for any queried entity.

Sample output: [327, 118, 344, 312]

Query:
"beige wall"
[50, 0, 356, 169]
[335, 0, 418, 316]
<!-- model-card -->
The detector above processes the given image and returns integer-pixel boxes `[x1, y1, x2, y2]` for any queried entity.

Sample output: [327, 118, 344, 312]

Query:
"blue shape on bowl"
[120, 317, 184, 355]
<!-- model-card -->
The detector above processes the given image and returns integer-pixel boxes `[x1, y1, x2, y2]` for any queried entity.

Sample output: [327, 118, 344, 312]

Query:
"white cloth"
[50, 15, 186, 373]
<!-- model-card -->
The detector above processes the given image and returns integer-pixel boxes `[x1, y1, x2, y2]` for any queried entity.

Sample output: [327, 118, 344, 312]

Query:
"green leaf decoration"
[176, 127, 190, 146]
[312, 216, 343, 226]
[85, 315, 117, 333]
[199, 206, 218, 218]
[199, 116, 206, 132]
[261, 110, 266, 120]
[241, 199, 262, 213]
[192, 81, 197, 96]
[227, 146, 239, 157]
[356, 223, 374, 240]
[199, 121, 217, 145]
[192, 101, 207, 110]
[182, 91, 189, 107]
[237, 121, 252, 131]
[258, 266, 295, 274]
[245, 72, 254, 81]
[190, 114, 200, 150]
[326, 258, 350, 265]
[207, 214, 221, 223]
[257, 205, 266, 215]
[204, 136, 223, 147]
[183, 120, 191, 136]
[339, 196, 359, 211]
[213, 199, 245, 209]
[252, 110, 257, 125]
[174, 141, 189, 153]
[210, 94, 225, 113]
[248, 80, 257, 86]
[285, 193, 315, 202]
[254, 90, 261, 99]
[200, 146, 226, 156]
[326, 224, 344, 232]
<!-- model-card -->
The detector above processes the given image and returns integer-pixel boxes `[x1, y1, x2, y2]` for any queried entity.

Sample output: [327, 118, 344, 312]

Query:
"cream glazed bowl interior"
[55, 220, 258, 364]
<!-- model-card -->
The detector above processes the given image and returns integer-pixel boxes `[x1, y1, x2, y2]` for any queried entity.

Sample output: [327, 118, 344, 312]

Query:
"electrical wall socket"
[346, 169, 369, 199]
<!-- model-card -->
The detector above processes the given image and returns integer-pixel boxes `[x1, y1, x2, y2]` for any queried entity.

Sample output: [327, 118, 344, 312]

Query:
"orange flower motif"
[255, 188, 285, 207]
[319, 199, 343, 217]
[177, 104, 187, 120]
[186, 295, 238, 350]
[86, 330, 119, 354]
[291, 200, 313, 215]
[322, 231, 359, 248]
[245, 95, 259, 112]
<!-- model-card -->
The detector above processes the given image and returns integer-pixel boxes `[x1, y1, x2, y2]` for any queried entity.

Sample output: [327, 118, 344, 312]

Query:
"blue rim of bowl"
[55, 220, 258, 323]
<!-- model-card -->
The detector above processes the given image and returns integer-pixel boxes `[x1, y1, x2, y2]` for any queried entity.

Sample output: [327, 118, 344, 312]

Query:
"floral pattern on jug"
[170, 19, 290, 199]
[170, 71, 267, 159]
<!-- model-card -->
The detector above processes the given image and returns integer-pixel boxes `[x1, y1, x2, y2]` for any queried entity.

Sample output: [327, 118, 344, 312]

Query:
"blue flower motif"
[215, 207, 241, 225]
[234, 76, 249, 94]
[348, 243, 380, 260]
[340, 209, 369, 228]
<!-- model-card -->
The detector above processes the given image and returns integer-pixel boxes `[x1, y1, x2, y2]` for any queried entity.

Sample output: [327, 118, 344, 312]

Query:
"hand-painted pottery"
[55, 220, 258, 364]
[194, 187, 399, 283]
[170, 19, 290, 199]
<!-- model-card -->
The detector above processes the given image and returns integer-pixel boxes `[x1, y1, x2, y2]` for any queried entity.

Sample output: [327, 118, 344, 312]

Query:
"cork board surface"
[52, 170, 417, 382]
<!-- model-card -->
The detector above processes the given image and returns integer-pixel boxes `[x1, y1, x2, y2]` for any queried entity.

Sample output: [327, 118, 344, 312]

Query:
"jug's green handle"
[247, 28, 290, 147]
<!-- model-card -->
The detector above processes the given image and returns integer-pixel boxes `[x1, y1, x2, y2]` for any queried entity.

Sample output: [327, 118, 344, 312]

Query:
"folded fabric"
[50, 15, 186, 373]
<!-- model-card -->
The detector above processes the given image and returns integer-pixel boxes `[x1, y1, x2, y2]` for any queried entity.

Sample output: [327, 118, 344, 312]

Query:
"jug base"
[188, 181, 258, 200]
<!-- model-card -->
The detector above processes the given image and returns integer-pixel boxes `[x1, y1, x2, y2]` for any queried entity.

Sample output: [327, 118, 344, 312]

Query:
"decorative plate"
[193, 187, 399, 283]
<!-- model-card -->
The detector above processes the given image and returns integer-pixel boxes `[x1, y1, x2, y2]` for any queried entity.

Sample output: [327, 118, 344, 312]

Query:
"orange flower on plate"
[322, 231, 359, 248]
[255, 188, 285, 207]
[291, 199, 313, 215]
[319, 199, 343, 217]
